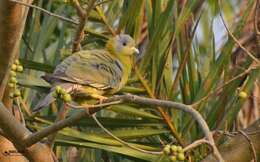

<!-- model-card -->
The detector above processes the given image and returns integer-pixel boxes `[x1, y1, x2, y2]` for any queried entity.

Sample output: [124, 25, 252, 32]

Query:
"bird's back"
[46, 49, 124, 92]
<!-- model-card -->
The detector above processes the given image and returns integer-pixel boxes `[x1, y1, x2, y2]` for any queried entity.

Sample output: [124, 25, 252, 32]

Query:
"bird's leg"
[90, 94, 108, 104]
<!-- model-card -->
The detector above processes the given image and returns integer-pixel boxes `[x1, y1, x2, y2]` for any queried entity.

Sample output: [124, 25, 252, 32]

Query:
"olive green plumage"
[34, 34, 139, 111]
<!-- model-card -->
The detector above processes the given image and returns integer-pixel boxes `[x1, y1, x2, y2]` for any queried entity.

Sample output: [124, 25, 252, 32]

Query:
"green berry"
[169, 155, 177, 162]
[11, 64, 17, 71]
[163, 145, 171, 154]
[14, 59, 20, 65]
[16, 65, 23, 72]
[55, 86, 62, 94]
[14, 89, 21, 97]
[10, 70, 16, 77]
[170, 145, 178, 153]
[60, 88, 66, 95]
[176, 146, 183, 153]
[9, 92, 14, 98]
[63, 93, 72, 102]
[239, 91, 248, 99]
[52, 92, 58, 98]
[177, 153, 185, 161]
[8, 83, 15, 88]
[10, 77, 17, 83]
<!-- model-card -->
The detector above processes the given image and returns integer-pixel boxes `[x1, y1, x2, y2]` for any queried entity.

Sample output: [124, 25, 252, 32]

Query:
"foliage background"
[4, 0, 259, 161]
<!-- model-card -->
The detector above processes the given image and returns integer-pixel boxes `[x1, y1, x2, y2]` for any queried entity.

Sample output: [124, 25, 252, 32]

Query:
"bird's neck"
[117, 55, 133, 88]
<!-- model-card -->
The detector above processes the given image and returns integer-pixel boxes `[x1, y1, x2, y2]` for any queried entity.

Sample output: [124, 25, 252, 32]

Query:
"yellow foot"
[90, 94, 108, 103]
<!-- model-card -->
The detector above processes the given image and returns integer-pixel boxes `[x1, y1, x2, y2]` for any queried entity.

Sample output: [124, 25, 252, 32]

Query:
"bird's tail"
[33, 92, 56, 112]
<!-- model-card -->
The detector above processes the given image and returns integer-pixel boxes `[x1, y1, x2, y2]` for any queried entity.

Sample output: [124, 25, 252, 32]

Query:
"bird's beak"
[131, 47, 140, 54]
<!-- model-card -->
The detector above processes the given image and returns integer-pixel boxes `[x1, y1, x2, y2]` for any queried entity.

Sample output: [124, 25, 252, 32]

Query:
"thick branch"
[0, 102, 54, 162]
[0, 0, 31, 100]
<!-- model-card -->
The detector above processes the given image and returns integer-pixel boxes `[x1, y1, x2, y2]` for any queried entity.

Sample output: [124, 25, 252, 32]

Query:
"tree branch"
[219, 0, 260, 64]
[0, 102, 54, 162]
[9, 0, 79, 25]
[72, 0, 96, 52]
[22, 94, 224, 161]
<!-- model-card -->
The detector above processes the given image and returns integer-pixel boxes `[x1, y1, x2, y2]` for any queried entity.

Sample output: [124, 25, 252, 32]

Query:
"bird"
[33, 34, 139, 111]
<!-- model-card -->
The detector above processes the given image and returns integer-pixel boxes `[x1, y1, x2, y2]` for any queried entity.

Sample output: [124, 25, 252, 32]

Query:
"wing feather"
[51, 50, 123, 90]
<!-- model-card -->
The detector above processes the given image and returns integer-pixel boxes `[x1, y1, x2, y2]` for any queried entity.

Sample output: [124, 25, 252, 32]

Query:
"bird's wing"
[52, 50, 123, 90]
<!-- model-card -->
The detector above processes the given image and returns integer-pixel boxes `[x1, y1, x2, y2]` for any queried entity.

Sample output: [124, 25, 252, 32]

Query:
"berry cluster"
[9, 60, 23, 98]
[163, 144, 185, 162]
[52, 86, 72, 103]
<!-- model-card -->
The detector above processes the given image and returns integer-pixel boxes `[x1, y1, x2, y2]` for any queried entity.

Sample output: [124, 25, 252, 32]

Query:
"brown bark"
[0, 102, 54, 162]
[202, 120, 260, 162]
[0, 1, 55, 161]
[0, 1, 32, 161]
[0, 0, 31, 102]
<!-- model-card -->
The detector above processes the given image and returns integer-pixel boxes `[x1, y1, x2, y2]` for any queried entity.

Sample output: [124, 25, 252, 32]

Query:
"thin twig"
[18, 97, 32, 117]
[22, 35, 34, 54]
[95, 6, 116, 36]
[238, 130, 257, 162]
[10, 0, 79, 25]
[183, 138, 211, 152]
[192, 65, 258, 106]
[15, 97, 25, 126]
[92, 114, 162, 155]
[219, 0, 260, 64]
[67, 100, 122, 109]
[72, 0, 96, 52]
[254, 0, 260, 35]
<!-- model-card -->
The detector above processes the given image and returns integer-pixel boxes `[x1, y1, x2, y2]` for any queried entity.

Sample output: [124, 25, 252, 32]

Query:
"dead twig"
[219, 0, 260, 64]
[10, 0, 79, 25]
[72, 0, 96, 52]
[183, 138, 211, 152]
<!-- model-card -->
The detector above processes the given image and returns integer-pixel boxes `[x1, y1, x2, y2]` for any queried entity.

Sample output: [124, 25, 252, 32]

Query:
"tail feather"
[33, 92, 56, 112]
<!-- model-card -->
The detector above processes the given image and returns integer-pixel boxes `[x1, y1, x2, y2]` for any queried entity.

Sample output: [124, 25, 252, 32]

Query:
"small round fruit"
[8, 83, 15, 88]
[10, 77, 17, 83]
[239, 91, 248, 99]
[15, 59, 20, 65]
[163, 145, 171, 154]
[9, 92, 14, 98]
[176, 146, 183, 153]
[55, 86, 62, 94]
[63, 94, 72, 102]
[177, 153, 185, 161]
[60, 88, 66, 95]
[170, 145, 178, 153]
[169, 155, 177, 162]
[14, 89, 21, 97]
[11, 64, 17, 71]
[10, 70, 16, 77]
[16, 65, 23, 72]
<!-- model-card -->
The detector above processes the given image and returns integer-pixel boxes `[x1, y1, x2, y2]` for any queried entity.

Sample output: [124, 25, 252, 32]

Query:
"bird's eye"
[122, 42, 127, 46]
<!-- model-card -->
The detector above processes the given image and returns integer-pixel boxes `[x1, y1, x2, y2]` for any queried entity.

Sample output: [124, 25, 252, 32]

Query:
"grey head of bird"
[106, 34, 139, 57]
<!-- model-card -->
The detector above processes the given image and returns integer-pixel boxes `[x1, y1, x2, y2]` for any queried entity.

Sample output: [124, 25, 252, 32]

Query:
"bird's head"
[106, 34, 139, 57]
